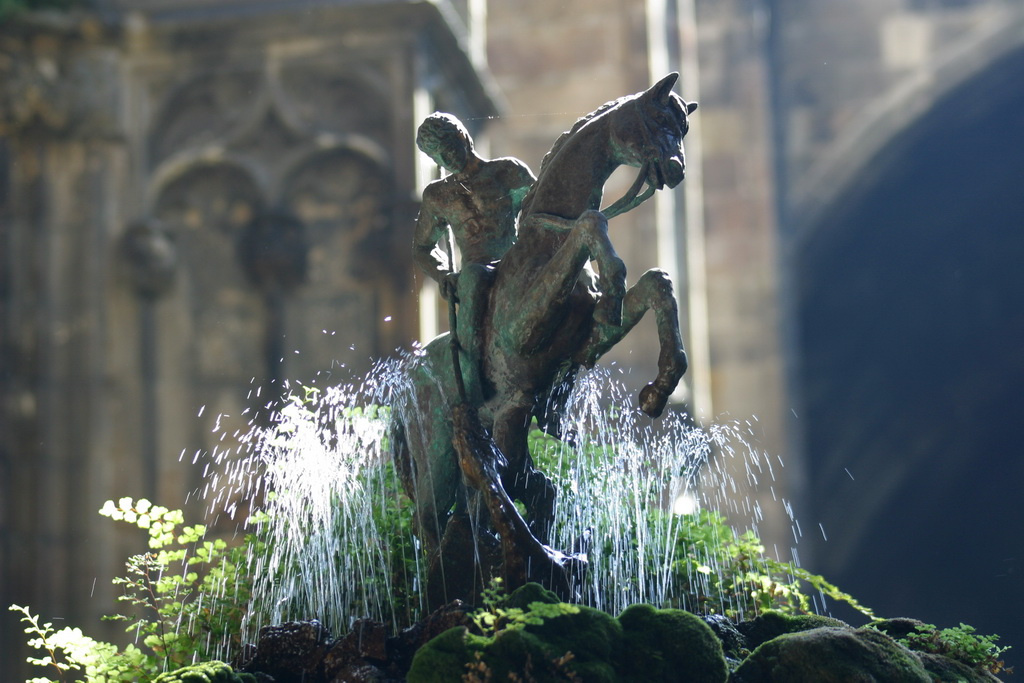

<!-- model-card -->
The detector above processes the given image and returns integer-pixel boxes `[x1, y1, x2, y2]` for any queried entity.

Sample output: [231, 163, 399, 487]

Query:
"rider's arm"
[414, 185, 459, 299]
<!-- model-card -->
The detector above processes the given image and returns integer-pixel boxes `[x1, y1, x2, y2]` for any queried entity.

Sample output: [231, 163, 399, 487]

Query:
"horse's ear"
[686, 101, 698, 115]
[648, 72, 679, 102]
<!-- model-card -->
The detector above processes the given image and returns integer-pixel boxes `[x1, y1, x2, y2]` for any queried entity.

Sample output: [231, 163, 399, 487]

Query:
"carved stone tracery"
[146, 57, 397, 390]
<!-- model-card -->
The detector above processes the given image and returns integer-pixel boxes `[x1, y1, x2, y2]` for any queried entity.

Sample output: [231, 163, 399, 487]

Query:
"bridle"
[601, 103, 677, 219]
[601, 160, 656, 219]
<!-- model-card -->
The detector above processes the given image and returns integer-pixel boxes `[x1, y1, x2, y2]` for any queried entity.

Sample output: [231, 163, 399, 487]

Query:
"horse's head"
[611, 72, 697, 192]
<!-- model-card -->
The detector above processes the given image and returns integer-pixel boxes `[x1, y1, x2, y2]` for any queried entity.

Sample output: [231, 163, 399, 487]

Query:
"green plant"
[9, 603, 146, 682]
[529, 420, 872, 621]
[665, 508, 873, 620]
[100, 497, 257, 671]
[470, 578, 580, 638]
[896, 622, 1012, 675]
[152, 660, 256, 682]
[11, 498, 260, 681]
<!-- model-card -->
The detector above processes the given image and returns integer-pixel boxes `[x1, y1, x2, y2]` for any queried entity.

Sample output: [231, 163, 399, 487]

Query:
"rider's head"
[417, 113, 474, 173]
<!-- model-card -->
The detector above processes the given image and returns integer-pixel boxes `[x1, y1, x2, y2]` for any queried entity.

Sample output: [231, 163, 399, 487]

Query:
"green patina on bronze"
[394, 74, 698, 606]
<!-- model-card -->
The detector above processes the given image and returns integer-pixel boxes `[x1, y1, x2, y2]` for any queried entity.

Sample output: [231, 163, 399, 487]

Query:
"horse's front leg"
[513, 210, 626, 355]
[571, 210, 628, 328]
[575, 267, 688, 418]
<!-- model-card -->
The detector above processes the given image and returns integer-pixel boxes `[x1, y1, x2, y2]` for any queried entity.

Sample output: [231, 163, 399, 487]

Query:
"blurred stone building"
[2, 0, 1023, 676]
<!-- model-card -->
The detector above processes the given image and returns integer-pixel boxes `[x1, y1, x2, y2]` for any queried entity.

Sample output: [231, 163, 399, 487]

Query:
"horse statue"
[392, 73, 697, 605]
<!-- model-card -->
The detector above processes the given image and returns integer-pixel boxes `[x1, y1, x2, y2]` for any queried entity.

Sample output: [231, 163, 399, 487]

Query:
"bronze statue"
[414, 113, 535, 404]
[394, 73, 697, 606]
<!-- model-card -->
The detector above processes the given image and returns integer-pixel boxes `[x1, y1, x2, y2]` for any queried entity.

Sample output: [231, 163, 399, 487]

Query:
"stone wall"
[2, 0, 1023, 676]
[0, 4, 494, 675]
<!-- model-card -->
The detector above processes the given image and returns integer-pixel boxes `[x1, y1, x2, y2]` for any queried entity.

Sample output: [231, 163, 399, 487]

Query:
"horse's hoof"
[639, 383, 669, 418]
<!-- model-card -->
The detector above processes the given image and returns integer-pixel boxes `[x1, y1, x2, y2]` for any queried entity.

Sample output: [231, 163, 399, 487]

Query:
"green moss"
[489, 628, 609, 682]
[504, 581, 561, 609]
[914, 651, 999, 683]
[738, 609, 847, 649]
[153, 660, 256, 683]
[523, 603, 623, 681]
[413, 595, 737, 683]
[407, 626, 489, 683]
[732, 626, 932, 683]
[411, 593, 623, 681]
[618, 603, 728, 683]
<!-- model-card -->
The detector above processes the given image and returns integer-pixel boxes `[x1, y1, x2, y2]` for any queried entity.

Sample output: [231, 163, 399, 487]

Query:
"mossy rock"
[736, 609, 847, 650]
[730, 625, 932, 683]
[407, 620, 616, 682]
[914, 651, 1003, 682]
[408, 586, 623, 682]
[618, 603, 728, 683]
[409, 588, 734, 683]
[406, 626, 489, 683]
[154, 660, 257, 683]
[520, 602, 623, 681]
[503, 581, 561, 609]
[493, 626, 619, 682]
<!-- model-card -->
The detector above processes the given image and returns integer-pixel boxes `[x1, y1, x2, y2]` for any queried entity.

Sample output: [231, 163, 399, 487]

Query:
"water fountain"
[203, 74, 1006, 681]
[218, 363, 788, 643]
[212, 361, 817, 680]
[13, 75, 1009, 682]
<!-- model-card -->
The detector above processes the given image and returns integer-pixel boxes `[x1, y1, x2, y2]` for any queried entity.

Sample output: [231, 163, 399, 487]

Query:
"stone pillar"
[1, 6, 497, 677]
[0, 17, 132, 670]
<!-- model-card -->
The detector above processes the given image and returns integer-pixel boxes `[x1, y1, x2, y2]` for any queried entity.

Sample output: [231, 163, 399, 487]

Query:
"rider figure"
[414, 113, 535, 404]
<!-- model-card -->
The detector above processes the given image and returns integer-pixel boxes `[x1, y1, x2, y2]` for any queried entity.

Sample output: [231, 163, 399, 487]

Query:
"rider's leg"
[456, 262, 493, 405]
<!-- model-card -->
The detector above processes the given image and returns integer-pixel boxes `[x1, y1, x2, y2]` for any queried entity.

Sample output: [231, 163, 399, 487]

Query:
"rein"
[601, 161, 656, 219]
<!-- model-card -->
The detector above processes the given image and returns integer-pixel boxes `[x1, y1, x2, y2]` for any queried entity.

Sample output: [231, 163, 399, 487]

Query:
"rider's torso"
[437, 162, 520, 264]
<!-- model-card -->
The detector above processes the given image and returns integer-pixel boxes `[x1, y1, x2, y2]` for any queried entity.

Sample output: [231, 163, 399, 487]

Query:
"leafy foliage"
[470, 578, 580, 638]
[529, 420, 873, 621]
[9, 603, 141, 683]
[152, 660, 256, 683]
[896, 622, 1012, 675]
[663, 508, 874, 620]
[11, 498, 260, 681]
[99, 498, 257, 671]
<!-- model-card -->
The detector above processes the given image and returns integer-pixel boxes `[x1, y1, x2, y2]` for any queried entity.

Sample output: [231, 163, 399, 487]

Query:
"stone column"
[0, 15, 130, 667]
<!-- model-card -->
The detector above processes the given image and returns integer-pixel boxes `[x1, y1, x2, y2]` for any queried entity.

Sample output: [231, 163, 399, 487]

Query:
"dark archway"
[796, 45, 1024, 663]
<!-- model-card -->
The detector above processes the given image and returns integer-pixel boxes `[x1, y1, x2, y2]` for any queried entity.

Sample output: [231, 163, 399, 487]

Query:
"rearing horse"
[393, 73, 697, 602]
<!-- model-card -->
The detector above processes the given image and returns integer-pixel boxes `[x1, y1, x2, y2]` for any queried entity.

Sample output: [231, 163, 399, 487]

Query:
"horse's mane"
[520, 95, 631, 218]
